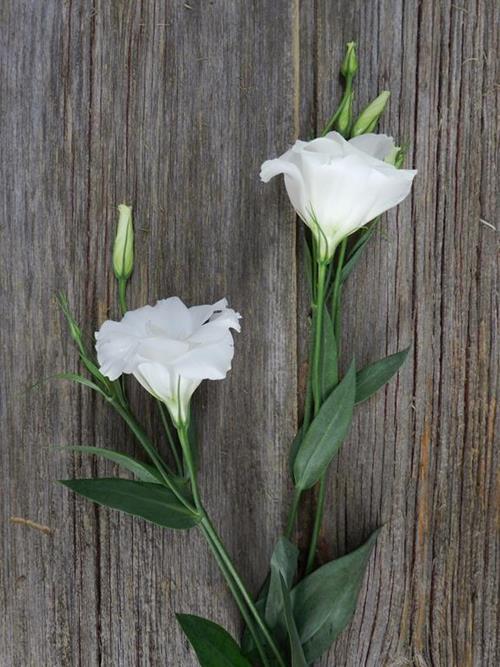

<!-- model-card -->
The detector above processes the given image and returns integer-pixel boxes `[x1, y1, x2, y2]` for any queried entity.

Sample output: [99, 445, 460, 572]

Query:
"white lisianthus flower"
[95, 297, 241, 425]
[260, 131, 417, 261]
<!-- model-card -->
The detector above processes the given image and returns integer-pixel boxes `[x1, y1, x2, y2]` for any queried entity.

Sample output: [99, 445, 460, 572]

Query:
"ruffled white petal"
[175, 335, 235, 380]
[95, 295, 240, 423]
[189, 298, 228, 330]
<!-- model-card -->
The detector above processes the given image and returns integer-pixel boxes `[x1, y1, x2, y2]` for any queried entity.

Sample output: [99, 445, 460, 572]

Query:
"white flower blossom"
[260, 131, 417, 261]
[96, 297, 241, 424]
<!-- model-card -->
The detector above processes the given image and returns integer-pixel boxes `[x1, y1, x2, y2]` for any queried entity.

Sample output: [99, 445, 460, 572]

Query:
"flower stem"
[200, 523, 271, 667]
[157, 400, 184, 475]
[305, 475, 327, 574]
[330, 238, 347, 348]
[311, 261, 328, 412]
[111, 400, 195, 513]
[118, 279, 128, 316]
[305, 239, 348, 572]
[285, 260, 329, 538]
[177, 425, 285, 667]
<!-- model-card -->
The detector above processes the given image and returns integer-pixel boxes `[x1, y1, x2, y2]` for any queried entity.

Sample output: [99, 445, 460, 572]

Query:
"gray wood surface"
[1, 1, 497, 666]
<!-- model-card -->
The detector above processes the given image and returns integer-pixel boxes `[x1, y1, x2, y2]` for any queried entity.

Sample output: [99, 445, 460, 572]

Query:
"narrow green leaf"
[293, 361, 356, 490]
[59, 478, 199, 529]
[288, 428, 303, 473]
[176, 613, 252, 667]
[292, 529, 380, 663]
[62, 446, 162, 483]
[265, 537, 299, 629]
[55, 372, 108, 399]
[321, 308, 338, 400]
[279, 575, 307, 667]
[340, 222, 378, 283]
[355, 347, 410, 404]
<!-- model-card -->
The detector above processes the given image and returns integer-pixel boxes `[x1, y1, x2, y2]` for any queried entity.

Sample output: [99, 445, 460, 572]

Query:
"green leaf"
[288, 428, 303, 475]
[265, 537, 299, 629]
[55, 372, 109, 399]
[279, 574, 307, 667]
[293, 361, 356, 490]
[59, 478, 199, 529]
[176, 613, 252, 667]
[340, 222, 378, 283]
[62, 446, 163, 483]
[321, 308, 338, 400]
[355, 347, 410, 404]
[292, 529, 380, 663]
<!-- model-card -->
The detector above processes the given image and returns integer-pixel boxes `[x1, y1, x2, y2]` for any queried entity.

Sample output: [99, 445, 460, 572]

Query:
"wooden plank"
[1, 0, 498, 666]
[1, 1, 298, 665]
[310, 1, 499, 665]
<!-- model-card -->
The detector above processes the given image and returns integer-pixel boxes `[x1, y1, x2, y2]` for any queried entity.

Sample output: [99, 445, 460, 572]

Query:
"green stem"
[305, 476, 327, 574]
[200, 523, 270, 667]
[111, 400, 195, 514]
[177, 425, 285, 667]
[311, 261, 328, 412]
[118, 279, 128, 316]
[157, 400, 184, 475]
[202, 515, 285, 667]
[285, 260, 328, 538]
[305, 239, 348, 572]
[330, 238, 347, 331]
[321, 76, 353, 136]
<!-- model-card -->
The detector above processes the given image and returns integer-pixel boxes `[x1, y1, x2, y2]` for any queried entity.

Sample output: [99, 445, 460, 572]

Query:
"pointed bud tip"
[113, 204, 134, 281]
[341, 41, 358, 78]
[351, 90, 391, 137]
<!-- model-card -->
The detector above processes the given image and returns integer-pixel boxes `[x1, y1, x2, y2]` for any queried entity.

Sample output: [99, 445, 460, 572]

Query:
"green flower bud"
[340, 41, 358, 79]
[113, 204, 134, 281]
[57, 292, 84, 349]
[351, 91, 390, 137]
[385, 143, 408, 169]
[333, 88, 354, 138]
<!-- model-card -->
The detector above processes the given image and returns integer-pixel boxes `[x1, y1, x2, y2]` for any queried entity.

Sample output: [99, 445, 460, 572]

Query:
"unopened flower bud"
[351, 91, 390, 137]
[333, 88, 354, 138]
[113, 204, 134, 281]
[340, 42, 358, 79]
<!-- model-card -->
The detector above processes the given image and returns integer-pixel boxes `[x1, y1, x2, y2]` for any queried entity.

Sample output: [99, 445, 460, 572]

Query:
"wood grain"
[0, 1, 497, 666]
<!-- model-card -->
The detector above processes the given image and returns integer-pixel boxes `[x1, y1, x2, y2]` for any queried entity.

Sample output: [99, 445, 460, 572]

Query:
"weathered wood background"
[1, 1, 498, 665]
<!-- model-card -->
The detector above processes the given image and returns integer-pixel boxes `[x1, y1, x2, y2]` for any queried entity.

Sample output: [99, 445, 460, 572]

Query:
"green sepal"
[292, 529, 380, 663]
[355, 347, 410, 404]
[59, 478, 200, 529]
[176, 613, 252, 667]
[293, 361, 356, 490]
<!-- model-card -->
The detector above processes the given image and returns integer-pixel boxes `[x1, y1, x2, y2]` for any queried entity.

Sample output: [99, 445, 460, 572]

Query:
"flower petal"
[146, 297, 193, 339]
[260, 150, 308, 219]
[188, 298, 228, 330]
[95, 320, 141, 380]
[175, 334, 236, 380]
[348, 133, 396, 161]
